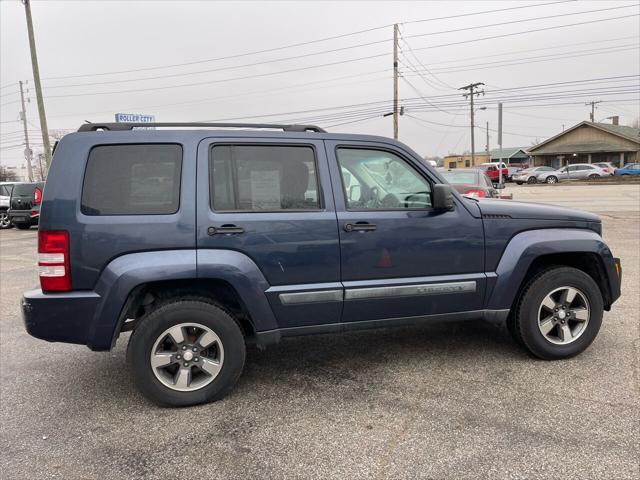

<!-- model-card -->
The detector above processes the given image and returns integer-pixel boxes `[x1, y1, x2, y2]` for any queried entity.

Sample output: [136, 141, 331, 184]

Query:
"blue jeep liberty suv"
[22, 122, 622, 407]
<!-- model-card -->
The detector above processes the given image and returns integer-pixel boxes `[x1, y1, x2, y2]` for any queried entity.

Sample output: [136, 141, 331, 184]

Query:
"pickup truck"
[476, 163, 510, 183]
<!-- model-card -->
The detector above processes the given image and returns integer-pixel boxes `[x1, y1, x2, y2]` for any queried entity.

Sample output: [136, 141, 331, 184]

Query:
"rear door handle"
[208, 224, 244, 235]
[344, 222, 376, 232]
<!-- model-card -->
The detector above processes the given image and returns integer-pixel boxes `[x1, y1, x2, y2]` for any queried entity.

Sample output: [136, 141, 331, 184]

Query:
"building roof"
[528, 121, 640, 153]
[489, 147, 529, 160]
[593, 122, 640, 141]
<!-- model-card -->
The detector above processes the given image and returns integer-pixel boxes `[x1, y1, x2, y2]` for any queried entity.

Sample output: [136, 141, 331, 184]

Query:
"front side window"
[336, 148, 431, 210]
[210, 145, 320, 211]
[81, 144, 182, 216]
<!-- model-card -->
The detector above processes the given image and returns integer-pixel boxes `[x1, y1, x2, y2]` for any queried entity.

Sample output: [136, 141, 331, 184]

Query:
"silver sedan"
[536, 164, 609, 184]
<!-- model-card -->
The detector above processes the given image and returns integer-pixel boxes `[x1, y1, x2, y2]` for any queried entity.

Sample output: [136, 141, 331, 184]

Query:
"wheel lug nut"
[176, 355, 181, 359]
[183, 362, 189, 367]
[192, 347, 197, 352]
[194, 357, 199, 362]
[182, 346, 187, 350]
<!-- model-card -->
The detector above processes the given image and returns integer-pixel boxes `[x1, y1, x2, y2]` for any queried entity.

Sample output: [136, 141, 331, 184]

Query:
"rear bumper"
[8, 209, 39, 224]
[22, 288, 102, 349]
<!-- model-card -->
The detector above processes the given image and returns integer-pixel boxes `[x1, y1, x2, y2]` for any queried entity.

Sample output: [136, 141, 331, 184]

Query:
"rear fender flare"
[88, 249, 277, 350]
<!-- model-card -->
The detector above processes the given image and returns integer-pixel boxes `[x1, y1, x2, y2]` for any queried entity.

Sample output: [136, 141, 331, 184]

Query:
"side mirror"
[432, 184, 454, 211]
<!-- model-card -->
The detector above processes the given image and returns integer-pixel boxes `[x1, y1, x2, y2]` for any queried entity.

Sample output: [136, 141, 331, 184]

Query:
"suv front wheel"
[509, 267, 603, 360]
[127, 298, 246, 407]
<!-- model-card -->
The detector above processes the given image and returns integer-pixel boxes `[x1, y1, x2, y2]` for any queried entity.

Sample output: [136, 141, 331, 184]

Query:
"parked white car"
[0, 182, 16, 229]
[536, 164, 609, 184]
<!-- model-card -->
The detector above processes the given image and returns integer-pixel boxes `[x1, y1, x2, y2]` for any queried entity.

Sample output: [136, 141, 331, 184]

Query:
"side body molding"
[90, 250, 198, 350]
[486, 228, 616, 310]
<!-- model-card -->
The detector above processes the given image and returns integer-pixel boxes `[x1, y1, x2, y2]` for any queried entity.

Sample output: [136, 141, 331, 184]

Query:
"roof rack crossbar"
[77, 122, 326, 133]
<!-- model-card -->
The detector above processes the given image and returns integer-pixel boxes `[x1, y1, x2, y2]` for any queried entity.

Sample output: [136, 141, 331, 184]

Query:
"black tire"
[509, 267, 603, 360]
[588, 174, 599, 179]
[0, 210, 12, 229]
[14, 222, 31, 230]
[515, 182, 523, 186]
[527, 177, 537, 184]
[127, 298, 246, 407]
[545, 176, 558, 184]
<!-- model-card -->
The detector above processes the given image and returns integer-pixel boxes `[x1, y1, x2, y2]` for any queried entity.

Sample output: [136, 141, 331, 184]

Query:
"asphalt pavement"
[0, 184, 638, 479]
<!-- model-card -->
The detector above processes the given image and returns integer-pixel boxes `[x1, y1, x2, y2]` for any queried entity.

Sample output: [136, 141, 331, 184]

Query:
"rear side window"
[81, 144, 182, 215]
[210, 145, 320, 211]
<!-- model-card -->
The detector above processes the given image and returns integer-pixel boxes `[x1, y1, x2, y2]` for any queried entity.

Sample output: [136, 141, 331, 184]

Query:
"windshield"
[441, 171, 477, 185]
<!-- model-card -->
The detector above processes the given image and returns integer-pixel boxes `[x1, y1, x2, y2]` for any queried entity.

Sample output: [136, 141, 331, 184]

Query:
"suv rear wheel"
[127, 298, 245, 407]
[509, 267, 603, 360]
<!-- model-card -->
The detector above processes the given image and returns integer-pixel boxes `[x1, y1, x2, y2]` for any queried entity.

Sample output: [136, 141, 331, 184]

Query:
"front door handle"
[344, 222, 377, 232]
[208, 224, 244, 235]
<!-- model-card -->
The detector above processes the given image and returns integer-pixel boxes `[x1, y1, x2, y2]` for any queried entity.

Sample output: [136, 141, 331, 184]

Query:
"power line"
[413, 35, 639, 68]
[40, 4, 638, 91]
[39, 12, 638, 100]
[34, 0, 575, 82]
[407, 45, 638, 76]
[404, 3, 638, 42]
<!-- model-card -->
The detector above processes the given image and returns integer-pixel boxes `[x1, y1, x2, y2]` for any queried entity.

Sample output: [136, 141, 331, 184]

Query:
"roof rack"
[77, 122, 326, 133]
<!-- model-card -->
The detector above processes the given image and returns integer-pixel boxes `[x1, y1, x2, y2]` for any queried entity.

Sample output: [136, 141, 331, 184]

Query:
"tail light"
[602, 168, 609, 173]
[464, 189, 486, 198]
[38, 230, 71, 292]
[34, 186, 42, 204]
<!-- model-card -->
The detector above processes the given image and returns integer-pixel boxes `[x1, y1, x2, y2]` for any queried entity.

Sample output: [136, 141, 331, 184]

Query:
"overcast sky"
[1, 0, 639, 167]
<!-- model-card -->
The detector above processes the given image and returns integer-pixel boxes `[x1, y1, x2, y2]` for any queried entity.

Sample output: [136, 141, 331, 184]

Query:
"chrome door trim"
[279, 289, 343, 305]
[344, 281, 476, 301]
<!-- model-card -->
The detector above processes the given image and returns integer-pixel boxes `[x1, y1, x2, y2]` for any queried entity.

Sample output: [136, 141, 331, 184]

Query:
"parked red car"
[439, 168, 499, 198]
[476, 163, 509, 183]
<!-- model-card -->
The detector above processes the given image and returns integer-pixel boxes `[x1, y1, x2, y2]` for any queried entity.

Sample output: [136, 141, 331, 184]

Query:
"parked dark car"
[439, 168, 499, 198]
[22, 122, 622, 407]
[8, 181, 45, 229]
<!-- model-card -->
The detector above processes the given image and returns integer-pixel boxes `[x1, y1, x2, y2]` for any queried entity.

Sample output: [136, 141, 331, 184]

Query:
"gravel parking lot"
[1, 184, 638, 480]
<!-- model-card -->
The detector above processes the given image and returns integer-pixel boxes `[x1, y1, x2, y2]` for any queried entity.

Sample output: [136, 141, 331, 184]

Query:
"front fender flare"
[486, 229, 614, 311]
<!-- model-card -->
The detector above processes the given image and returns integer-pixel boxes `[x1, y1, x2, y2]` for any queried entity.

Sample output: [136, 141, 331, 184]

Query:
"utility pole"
[459, 82, 485, 165]
[485, 121, 490, 157]
[18, 81, 34, 182]
[22, 0, 52, 167]
[498, 103, 503, 186]
[393, 23, 399, 140]
[585, 100, 602, 122]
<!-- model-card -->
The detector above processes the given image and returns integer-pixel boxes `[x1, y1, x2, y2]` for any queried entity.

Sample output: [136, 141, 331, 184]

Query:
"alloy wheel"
[150, 322, 224, 392]
[0, 212, 10, 229]
[537, 286, 590, 345]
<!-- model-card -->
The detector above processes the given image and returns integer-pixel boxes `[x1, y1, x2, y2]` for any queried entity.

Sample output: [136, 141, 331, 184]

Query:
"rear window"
[441, 171, 478, 185]
[81, 144, 182, 215]
[209, 144, 320, 211]
[11, 183, 36, 196]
